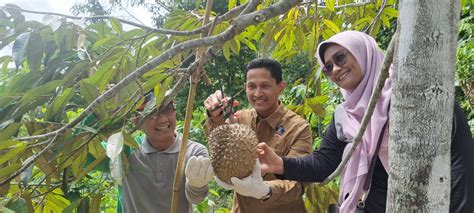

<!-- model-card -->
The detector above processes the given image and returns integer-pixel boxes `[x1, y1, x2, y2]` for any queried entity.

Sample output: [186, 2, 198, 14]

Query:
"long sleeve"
[278, 118, 347, 182]
[263, 124, 313, 204]
[184, 142, 210, 204]
[449, 101, 474, 212]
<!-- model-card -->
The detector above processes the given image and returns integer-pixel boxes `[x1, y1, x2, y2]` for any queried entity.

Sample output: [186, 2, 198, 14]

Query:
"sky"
[0, 0, 154, 56]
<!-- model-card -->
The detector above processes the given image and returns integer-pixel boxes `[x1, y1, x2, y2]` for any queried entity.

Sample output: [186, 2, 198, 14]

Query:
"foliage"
[0, 0, 400, 211]
[456, 3, 474, 123]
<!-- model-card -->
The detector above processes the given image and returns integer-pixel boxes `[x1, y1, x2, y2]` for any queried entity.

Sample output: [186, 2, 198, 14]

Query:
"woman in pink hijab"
[257, 31, 474, 212]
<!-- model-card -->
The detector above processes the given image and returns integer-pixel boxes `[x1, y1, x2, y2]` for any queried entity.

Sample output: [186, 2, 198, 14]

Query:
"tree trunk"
[388, 0, 460, 211]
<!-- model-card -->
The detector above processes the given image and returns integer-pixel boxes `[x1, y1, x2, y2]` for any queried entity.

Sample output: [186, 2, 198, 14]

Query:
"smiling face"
[323, 44, 363, 91]
[141, 103, 176, 150]
[245, 68, 286, 118]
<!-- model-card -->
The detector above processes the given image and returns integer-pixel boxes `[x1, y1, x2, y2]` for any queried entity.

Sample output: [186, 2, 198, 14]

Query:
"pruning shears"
[221, 88, 244, 121]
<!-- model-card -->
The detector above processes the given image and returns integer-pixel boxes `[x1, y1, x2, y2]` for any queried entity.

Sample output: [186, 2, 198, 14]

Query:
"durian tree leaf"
[75, 154, 106, 180]
[0, 163, 21, 179]
[88, 61, 116, 92]
[1, 55, 11, 74]
[18, 80, 62, 109]
[0, 122, 20, 141]
[0, 143, 25, 165]
[79, 80, 108, 117]
[4, 4, 25, 24]
[88, 138, 106, 159]
[44, 189, 70, 211]
[123, 132, 138, 149]
[0, 207, 15, 213]
[106, 131, 123, 160]
[45, 88, 74, 121]
[154, 77, 173, 109]
[323, 19, 340, 34]
[63, 198, 83, 213]
[5, 197, 28, 213]
[20, 191, 35, 213]
[70, 147, 88, 178]
[36, 152, 60, 180]
[26, 32, 43, 72]
[12, 32, 30, 69]
[109, 17, 123, 34]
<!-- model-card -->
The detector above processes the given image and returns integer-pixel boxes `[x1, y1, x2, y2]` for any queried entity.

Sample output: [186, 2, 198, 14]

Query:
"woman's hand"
[257, 142, 284, 175]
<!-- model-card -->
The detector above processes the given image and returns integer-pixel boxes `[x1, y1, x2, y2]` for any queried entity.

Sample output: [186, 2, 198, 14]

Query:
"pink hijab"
[316, 31, 392, 212]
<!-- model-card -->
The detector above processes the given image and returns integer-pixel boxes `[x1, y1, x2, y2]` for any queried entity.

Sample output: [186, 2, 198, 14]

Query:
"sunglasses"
[322, 49, 349, 75]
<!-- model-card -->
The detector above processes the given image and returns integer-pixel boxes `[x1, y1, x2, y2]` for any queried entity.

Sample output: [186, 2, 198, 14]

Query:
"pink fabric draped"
[316, 31, 392, 212]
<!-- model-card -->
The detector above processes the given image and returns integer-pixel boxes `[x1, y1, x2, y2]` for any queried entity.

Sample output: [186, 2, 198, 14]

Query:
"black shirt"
[278, 102, 474, 212]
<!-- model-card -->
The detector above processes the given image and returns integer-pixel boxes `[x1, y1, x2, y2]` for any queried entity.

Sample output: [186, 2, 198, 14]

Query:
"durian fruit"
[208, 123, 258, 184]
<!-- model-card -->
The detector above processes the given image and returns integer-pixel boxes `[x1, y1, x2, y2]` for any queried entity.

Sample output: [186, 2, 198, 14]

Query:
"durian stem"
[170, 1, 214, 212]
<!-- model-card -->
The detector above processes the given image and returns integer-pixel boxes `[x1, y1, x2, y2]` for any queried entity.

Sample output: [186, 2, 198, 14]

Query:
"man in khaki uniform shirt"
[204, 58, 312, 213]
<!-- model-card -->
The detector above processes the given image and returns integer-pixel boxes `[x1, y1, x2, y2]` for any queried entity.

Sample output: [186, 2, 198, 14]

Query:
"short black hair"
[246, 58, 283, 84]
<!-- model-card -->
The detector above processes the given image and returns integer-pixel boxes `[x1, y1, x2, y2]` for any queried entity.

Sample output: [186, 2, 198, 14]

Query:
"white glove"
[214, 176, 235, 190]
[230, 159, 270, 199]
[185, 156, 214, 188]
[214, 160, 271, 199]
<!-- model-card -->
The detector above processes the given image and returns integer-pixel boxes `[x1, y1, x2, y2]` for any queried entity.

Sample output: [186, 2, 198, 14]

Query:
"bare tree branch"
[15, 0, 303, 142]
[0, 3, 248, 36]
[321, 27, 399, 185]
[367, 0, 387, 35]
[299, 0, 375, 9]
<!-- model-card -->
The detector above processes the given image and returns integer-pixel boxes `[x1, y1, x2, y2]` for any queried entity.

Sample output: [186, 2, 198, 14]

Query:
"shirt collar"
[142, 132, 182, 154]
[257, 101, 286, 129]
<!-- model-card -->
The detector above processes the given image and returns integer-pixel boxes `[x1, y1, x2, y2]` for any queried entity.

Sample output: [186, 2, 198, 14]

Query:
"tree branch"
[321, 28, 398, 184]
[367, 0, 387, 35]
[299, 0, 375, 9]
[0, 3, 248, 36]
[15, 0, 301, 142]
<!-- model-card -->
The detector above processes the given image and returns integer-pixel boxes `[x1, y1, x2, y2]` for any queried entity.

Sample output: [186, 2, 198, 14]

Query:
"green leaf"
[323, 19, 340, 34]
[12, 32, 30, 69]
[109, 18, 123, 34]
[0, 140, 22, 150]
[45, 88, 74, 121]
[382, 7, 398, 18]
[79, 80, 108, 117]
[63, 198, 83, 213]
[326, 0, 336, 12]
[18, 80, 62, 110]
[0, 163, 21, 179]
[26, 33, 43, 72]
[228, 0, 237, 9]
[88, 61, 116, 92]
[1, 56, 11, 74]
[222, 42, 231, 60]
[5, 197, 28, 213]
[0, 122, 20, 141]
[0, 143, 25, 165]
[123, 132, 138, 149]
[70, 147, 88, 178]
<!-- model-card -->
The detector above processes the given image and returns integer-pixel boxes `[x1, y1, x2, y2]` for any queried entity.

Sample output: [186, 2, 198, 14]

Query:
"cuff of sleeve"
[207, 113, 226, 124]
[274, 156, 294, 180]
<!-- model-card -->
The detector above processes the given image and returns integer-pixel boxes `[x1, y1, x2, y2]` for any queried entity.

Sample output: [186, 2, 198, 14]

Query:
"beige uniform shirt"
[205, 103, 313, 213]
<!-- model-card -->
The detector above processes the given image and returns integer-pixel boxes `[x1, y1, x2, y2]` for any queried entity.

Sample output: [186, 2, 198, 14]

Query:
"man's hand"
[204, 90, 228, 117]
[229, 159, 270, 199]
[185, 156, 214, 188]
[257, 142, 284, 175]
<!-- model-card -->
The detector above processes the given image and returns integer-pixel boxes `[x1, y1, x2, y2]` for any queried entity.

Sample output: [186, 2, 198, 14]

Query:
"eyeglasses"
[147, 103, 175, 120]
[322, 49, 349, 75]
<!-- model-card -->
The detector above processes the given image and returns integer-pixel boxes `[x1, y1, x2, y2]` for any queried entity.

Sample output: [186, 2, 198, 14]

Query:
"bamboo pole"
[170, 0, 214, 212]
